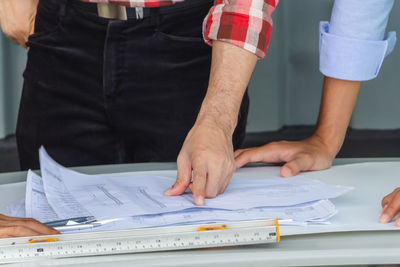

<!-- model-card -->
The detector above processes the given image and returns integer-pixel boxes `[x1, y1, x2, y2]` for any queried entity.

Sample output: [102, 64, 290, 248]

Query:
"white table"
[0, 158, 399, 266]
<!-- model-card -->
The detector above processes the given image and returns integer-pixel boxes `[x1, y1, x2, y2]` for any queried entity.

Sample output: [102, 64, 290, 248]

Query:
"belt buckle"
[97, 3, 128, 20]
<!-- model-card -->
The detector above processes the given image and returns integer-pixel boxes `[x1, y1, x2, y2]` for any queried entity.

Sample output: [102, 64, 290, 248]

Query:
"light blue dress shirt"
[319, 0, 397, 81]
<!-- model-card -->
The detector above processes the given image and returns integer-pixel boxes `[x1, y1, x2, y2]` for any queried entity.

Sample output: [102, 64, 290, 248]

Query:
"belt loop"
[150, 8, 160, 26]
[135, 7, 144, 20]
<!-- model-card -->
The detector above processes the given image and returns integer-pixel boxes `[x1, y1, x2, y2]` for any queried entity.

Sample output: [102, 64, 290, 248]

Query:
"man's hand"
[0, 0, 38, 48]
[0, 214, 59, 238]
[380, 188, 400, 226]
[165, 41, 258, 205]
[235, 135, 336, 177]
[165, 121, 235, 205]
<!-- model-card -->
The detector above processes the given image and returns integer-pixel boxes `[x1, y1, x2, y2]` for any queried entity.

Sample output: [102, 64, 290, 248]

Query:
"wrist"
[195, 100, 238, 137]
[311, 129, 345, 158]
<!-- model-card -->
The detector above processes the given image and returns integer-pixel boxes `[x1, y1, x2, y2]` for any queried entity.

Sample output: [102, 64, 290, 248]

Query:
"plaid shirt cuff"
[203, 0, 278, 58]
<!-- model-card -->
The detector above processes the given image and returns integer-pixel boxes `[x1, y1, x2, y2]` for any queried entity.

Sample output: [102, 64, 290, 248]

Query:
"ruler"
[0, 219, 279, 263]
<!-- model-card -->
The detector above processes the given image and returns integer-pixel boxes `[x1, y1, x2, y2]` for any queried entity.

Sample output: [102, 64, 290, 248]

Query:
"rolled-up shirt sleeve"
[319, 0, 396, 81]
[203, 0, 279, 58]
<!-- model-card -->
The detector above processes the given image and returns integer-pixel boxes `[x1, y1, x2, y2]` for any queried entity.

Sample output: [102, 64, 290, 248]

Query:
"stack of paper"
[15, 147, 352, 233]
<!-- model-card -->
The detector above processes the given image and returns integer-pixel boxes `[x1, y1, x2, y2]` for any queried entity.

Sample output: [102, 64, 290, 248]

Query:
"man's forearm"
[314, 76, 362, 156]
[196, 41, 258, 134]
[168, 41, 258, 203]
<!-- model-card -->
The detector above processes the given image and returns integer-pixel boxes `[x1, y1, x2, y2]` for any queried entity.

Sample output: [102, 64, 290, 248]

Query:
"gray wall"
[0, 0, 400, 139]
[247, 0, 400, 132]
[0, 36, 25, 138]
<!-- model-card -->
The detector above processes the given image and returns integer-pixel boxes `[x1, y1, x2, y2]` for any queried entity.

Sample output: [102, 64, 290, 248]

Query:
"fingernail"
[164, 188, 172, 196]
[379, 214, 390, 223]
[195, 196, 204, 206]
[282, 166, 292, 178]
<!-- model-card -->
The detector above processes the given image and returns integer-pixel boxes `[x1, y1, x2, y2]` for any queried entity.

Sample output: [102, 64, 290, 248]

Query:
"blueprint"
[4, 160, 400, 236]
[39, 147, 350, 222]
[25, 170, 60, 222]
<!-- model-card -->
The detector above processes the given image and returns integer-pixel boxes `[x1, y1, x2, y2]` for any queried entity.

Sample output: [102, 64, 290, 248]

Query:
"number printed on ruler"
[0, 220, 279, 263]
[0, 227, 277, 262]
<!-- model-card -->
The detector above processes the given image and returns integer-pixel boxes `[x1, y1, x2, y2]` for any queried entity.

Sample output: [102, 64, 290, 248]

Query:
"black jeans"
[17, 0, 249, 170]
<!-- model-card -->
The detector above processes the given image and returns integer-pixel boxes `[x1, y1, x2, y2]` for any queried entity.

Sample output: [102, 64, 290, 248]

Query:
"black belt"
[70, 0, 213, 20]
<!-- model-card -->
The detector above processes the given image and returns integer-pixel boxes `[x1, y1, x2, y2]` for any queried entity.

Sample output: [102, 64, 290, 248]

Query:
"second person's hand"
[235, 135, 336, 177]
[165, 121, 235, 206]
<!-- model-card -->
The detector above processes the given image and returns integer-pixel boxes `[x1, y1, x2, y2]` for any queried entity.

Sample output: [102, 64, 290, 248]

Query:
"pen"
[45, 216, 96, 227]
[55, 222, 102, 232]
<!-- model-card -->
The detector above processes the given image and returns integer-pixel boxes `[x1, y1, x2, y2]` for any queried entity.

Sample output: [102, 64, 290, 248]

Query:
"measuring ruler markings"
[0, 220, 279, 263]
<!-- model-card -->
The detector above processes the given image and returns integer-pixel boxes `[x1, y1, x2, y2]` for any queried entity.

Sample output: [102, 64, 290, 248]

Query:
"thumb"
[165, 155, 192, 196]
[281, 154, 313, 178]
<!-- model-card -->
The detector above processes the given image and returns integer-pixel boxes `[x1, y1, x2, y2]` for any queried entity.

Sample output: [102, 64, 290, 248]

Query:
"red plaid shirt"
[81, 0, 279, 58]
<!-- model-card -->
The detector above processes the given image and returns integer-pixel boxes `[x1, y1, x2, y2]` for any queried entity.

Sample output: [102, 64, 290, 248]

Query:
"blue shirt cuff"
[319, 21, 397, 81]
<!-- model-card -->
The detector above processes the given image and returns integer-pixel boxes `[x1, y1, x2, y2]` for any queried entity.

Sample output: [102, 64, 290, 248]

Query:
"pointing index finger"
[380, 191, 400, 223]
[191, 166, 207, 206]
